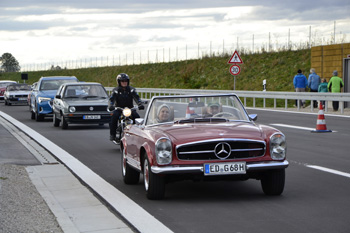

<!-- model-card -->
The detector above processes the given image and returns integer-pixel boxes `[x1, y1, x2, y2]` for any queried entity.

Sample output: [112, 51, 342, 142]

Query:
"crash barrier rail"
[105, 87, 350, 114]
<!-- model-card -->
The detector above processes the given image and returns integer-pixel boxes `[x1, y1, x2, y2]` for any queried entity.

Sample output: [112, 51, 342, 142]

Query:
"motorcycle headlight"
[155, 137, 172, 165]
[123, 108, 132, 117]
[69, 106, 76, 113]
[38, 97, 51, 103]
[270, 133, 286, 160]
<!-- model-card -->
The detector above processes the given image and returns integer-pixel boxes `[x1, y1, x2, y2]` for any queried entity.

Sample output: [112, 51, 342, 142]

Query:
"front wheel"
[122, 147, 140, 184]
[30, 104, 35, 120]
[143, 157, 165, 200]
[61, 115, 68, 129]
[53, 112, 60, 127]
[35, 111, 44, 121]
[261, 169, 285, 195]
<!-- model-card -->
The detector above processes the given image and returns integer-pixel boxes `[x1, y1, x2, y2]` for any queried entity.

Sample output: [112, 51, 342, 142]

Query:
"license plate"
[83, 115, 101, 119]
[204, 162, 246, 176]
[18, 98, 27, 101]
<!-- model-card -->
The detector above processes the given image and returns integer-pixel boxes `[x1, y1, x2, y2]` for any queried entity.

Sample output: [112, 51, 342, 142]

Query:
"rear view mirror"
[188, 102, 204, 107]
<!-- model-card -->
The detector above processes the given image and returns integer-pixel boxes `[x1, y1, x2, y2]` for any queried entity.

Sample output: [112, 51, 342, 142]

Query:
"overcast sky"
[1, 0, 350, 67]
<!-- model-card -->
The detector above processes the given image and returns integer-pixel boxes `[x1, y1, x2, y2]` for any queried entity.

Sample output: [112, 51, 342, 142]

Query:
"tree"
[0, 53, 21, 72]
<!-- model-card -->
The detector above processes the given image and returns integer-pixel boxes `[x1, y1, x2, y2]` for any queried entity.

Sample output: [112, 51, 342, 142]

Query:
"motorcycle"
[108, 101, 147, 145]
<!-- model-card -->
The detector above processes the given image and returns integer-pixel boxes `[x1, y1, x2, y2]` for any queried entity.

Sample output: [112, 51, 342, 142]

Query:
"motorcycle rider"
[108, 73, 144, 141]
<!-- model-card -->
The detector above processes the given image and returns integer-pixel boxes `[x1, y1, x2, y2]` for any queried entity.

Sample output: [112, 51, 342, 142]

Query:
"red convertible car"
[121, 94, 288, 199]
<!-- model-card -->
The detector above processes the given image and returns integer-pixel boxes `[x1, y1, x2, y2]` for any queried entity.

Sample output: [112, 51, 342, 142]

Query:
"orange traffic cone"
[311, 103, 332, 133]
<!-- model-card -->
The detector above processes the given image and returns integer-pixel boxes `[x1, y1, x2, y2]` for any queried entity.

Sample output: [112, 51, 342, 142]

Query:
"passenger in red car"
[157, 104, 171, 123]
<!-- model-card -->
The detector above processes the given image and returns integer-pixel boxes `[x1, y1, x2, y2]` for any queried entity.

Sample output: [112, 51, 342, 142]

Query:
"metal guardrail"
[105, 87, 350, 114]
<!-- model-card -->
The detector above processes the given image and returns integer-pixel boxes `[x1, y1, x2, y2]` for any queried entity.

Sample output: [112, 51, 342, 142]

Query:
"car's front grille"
[75, 106, 107, 112]
[13, 95, 28, 98]
[176, 139, 266, 161]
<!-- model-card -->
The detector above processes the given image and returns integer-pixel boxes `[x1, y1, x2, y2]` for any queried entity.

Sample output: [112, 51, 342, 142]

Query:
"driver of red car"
[206, 102, 221, 117]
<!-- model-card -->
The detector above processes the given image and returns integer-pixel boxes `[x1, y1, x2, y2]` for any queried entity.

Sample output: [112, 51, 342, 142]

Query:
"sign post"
[227, 50, 243, 90]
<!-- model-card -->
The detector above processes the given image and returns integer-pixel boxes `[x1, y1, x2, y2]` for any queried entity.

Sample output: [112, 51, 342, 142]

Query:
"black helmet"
[117, 73, 130, 86]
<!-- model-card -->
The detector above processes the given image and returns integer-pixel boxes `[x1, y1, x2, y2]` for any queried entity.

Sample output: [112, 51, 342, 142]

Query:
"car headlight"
[270, 133, 286, 160]
[155, 137, 172, 165]
[69, 106, 76, 113]
[38, 97, 51, 103]
[123, 108, 132, 117]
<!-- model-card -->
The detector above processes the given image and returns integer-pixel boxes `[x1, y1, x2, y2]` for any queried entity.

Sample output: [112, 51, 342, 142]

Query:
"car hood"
[39, 90, 58, 98]
[151, 121, 267, 144]
[7, 91, 31, 95]
[64, 98, 108, 105]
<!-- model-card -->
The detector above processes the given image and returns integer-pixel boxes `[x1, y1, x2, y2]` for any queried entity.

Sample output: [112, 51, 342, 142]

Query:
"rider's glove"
[108, 106, 115, 111]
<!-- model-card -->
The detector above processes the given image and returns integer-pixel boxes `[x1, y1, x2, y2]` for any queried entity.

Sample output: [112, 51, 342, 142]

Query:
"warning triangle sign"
[228, 51, 243, 64]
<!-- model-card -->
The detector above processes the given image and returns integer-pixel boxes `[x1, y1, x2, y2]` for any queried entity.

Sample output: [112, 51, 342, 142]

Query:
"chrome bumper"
[151, 160, 289, 174]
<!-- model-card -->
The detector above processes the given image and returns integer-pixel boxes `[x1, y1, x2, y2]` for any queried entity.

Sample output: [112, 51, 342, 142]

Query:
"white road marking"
[307, 165, 350, 178]
[270, 123, 337, 132]
[270, 123, 315, 131]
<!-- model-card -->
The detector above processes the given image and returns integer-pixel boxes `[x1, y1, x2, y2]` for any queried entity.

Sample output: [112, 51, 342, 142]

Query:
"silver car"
[4, 83, 31, 105]
[52, 82, 112, 129]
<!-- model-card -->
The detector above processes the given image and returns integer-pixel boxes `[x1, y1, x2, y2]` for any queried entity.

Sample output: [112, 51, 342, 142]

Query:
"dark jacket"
[109, 86, 142, 108]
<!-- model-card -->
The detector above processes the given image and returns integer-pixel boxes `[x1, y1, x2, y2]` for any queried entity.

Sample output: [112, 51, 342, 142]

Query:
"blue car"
[30, 76, 79, 121]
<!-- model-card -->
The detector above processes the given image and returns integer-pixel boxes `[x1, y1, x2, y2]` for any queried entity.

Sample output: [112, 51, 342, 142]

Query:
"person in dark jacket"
[293, 69, 308, 108]
[108, 73, 144, 141]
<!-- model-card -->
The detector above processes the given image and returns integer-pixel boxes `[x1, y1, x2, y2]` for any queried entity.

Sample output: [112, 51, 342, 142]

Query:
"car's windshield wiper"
[64, 96, 80, 98]
[82, 95, 100, 99]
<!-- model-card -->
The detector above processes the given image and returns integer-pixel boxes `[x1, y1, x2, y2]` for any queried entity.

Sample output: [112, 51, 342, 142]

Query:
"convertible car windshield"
[145, 94, 250, 125]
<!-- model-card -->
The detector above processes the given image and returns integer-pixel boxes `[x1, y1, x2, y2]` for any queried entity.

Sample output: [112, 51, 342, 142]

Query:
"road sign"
[229, 65, 241, 76]
[228, 50, 243, 64]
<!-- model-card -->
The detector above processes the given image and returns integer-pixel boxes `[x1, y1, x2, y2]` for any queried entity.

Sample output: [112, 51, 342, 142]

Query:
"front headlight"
[38, 97, 51, 103]
[123, 108, 132, 117]
[270, 133, 286, 160]
[155, 137, 172, 165]
[69, 106, 76, 113]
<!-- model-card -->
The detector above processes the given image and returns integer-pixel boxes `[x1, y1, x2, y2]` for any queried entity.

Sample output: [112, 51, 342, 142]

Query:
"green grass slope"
[0, 49, 310, 92]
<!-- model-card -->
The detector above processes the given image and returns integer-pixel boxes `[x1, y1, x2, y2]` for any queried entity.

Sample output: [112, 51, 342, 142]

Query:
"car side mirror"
[55, 95, 61, 99]
[135, 118, 144, 125]
[249, 114, 257, 121]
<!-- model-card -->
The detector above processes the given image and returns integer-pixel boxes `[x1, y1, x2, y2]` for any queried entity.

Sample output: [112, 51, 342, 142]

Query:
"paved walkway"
[0, 115, 134, 233]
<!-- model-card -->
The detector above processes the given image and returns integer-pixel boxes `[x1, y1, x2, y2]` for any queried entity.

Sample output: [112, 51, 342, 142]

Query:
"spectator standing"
[318, 78, 328, 108]
[327, 70, 344, 111]
[308, 68, 321, 108]
[293, 69, 308, 108]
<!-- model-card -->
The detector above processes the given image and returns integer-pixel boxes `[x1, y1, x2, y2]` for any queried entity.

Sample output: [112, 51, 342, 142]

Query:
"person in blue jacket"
[293, 69, 308, 108]
[308, 68, 321, 108]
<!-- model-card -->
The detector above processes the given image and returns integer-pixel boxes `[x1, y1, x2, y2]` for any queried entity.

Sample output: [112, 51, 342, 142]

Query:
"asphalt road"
[1, 103, 350, 233]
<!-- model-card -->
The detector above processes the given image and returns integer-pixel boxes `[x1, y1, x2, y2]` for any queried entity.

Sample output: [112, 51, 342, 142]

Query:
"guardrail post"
[274, 98, 276, 108]
[340, 101, 344, 114]
[285, 99, 287, 109]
